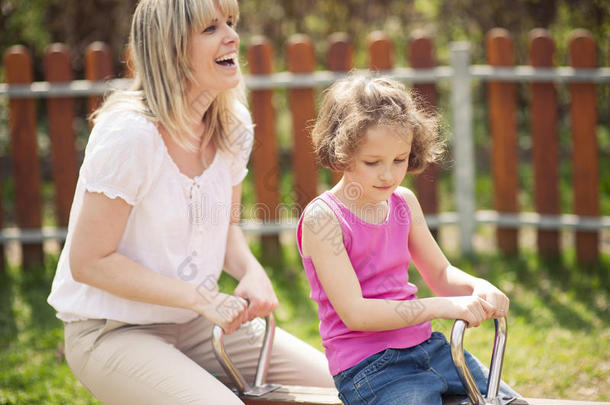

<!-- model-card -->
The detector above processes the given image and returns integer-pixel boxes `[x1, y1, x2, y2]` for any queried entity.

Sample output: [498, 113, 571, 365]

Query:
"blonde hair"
[311, 75, 443, 173]
[92, 0, 245, 152]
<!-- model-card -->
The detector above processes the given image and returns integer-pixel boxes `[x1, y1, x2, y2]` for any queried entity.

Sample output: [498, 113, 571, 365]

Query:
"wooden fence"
[1, 28, 609, 271]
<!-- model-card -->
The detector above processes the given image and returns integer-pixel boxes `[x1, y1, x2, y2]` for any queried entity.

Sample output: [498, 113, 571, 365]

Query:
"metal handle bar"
[212, 314, 280, 397]
[450, 317, 510, 405]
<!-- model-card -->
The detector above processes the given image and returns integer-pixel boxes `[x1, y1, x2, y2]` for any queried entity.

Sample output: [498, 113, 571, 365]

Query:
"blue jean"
[333, 332, 519, 405]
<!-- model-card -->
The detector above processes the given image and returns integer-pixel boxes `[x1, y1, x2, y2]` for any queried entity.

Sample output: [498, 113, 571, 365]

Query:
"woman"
[47, 0, 333, 403]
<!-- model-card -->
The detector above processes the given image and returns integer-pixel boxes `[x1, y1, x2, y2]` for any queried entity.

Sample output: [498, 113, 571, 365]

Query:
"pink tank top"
[297, 190, 432, 375]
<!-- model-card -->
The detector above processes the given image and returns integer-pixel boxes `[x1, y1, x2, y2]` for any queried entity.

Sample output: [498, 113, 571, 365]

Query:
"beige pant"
[64, 316, 335, 405]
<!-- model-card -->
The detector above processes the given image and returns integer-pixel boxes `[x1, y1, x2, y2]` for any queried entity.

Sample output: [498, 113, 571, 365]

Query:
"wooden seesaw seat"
[211, 315, 609, 405]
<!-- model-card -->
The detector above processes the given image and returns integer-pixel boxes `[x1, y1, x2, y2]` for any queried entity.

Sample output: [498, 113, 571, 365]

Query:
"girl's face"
[343, 125, 412, 205]
[188, 7, 240, 101]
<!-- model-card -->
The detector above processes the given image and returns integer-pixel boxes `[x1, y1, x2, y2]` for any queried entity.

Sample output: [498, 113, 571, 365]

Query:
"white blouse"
[47, 102, 253, 324]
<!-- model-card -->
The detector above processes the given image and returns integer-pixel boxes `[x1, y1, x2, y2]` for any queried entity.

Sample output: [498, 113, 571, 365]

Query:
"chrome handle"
[450, 317, 508, 405]
[254, 313, 275, 388]
[212, 314, 279, 397]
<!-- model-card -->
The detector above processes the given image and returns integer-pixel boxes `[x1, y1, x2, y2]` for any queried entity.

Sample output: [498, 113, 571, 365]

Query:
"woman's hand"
[472, 279, 510, 319]
[193, 291, 249, 334]
[234, 265, 279, 321]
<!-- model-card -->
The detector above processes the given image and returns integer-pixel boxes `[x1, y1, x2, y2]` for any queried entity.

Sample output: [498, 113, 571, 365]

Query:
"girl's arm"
[300, 200, 495, 331]
[398, 187, 509, 318]
[222, 183, 279, 321]
[69, 191, 248, 334]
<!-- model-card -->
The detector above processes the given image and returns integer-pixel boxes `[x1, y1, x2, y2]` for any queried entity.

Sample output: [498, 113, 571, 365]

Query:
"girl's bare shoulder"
[302, 198, 341, 235]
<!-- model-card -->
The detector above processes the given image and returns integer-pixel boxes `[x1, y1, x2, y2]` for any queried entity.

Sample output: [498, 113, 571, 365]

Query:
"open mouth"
[215, 52, 237, 67]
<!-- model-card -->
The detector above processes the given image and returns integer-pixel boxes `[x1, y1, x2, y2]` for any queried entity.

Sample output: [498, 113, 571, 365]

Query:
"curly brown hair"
[311, 74, 443, 174]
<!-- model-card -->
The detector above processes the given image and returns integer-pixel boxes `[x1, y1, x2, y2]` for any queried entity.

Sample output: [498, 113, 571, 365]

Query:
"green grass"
[0, 260, 97, 405]
[434, 254, 610, 401]
[0, 246, 608, 404]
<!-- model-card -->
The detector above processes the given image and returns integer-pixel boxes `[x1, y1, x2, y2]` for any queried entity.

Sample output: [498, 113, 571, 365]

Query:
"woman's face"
[188, 7, 240, 102]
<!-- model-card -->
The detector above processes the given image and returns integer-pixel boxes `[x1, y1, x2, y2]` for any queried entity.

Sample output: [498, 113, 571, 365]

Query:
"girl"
[47, 1, 333, 403]
[297, 75, 519, 405]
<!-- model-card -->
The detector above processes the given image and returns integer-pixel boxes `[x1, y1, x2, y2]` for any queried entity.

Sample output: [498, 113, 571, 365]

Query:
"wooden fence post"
[529, 29, 560, 257]
[528, 29, 560, 259]
[327, 33, 354, 186]
[44, 44, 78, 228]
[327, 32, 354, 73]
[247, 36, 281, 263]
[85, 42, 113, 124]
[287, 34, 318, 214]
[4, 46, 44, 270]
[409, 30, 440, 237]
[123, 44, 134, 78]
[368, 31, 393, 71]
[568, 29, 599, 265]
[486, 28, 519, 255]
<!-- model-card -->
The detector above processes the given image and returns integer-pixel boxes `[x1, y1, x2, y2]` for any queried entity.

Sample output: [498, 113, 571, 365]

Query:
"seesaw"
[212, 315, 609, 405]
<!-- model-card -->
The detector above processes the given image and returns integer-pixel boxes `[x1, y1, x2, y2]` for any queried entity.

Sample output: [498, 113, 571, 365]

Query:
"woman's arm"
[69, 191, 248, 333]
[399, 187, 509, 318]
[222, 183, 279, 321]
[300, 200, 495, 331]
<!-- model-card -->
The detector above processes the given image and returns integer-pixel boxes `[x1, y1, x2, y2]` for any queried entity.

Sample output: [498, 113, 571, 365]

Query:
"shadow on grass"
[246, 242, 320, 329]
[250, 238, 608, 336]
[0, 268, 17, 346]
[453, 253, 609, 332]
[268, 245, 319, 313]
[19, 256, 61, 333]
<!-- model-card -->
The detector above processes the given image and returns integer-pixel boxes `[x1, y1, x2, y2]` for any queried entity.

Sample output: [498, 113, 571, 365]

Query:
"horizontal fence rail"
[2, 66, 610, 98]
[1, 28, 609, 269]
[2, 213, 608, 243]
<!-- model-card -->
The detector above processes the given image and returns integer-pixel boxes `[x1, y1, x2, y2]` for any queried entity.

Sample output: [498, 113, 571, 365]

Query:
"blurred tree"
[1, 0, 608, 79]
[1, 0, 138, 80]
[1, 0, 51, 79]
[45, 0, 138, 74]
[434, 0, 608, 63]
